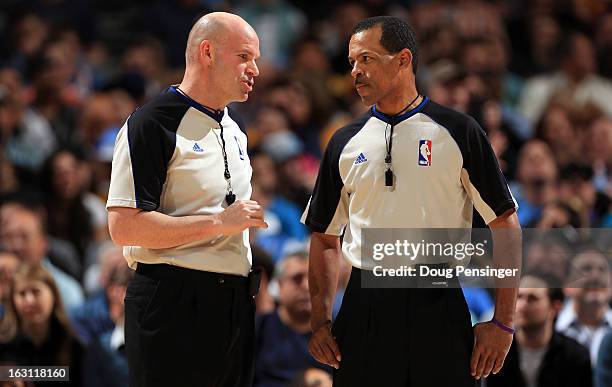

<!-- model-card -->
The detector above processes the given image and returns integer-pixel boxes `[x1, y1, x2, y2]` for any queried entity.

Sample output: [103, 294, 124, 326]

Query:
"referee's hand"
[470, 321, 513, 380]
[309, 321, 341, 369]
[218, 200, 268, 235]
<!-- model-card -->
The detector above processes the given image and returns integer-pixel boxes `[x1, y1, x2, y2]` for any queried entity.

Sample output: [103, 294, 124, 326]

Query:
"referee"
[303, 16, 522, 387]
[106, 12, 266, 387]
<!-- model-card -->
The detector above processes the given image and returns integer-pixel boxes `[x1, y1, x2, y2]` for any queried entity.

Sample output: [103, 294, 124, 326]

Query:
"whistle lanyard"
[383, 94, 421, 187]
[175, 86, 235, 205]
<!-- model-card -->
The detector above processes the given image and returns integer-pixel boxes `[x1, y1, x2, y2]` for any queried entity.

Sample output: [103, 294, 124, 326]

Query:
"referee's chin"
[358, 94, 377, 106]
[236, 92, 250, 102]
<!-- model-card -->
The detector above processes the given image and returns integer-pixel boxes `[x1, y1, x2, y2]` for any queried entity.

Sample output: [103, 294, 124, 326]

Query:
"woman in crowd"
[0, 263, 83, 386]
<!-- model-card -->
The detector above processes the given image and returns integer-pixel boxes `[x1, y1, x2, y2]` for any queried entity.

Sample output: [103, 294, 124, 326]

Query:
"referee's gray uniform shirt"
[106, 86, 253, 276]
[302, 97, 517, 268]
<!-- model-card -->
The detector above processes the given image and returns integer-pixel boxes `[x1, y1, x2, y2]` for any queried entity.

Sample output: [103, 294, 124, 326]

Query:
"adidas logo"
[193, 143, 203, 152]
[354, 152, 368, 164]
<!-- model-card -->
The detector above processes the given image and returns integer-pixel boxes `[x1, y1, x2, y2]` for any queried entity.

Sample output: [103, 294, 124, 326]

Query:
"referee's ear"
[199, 40, 214, 65]
[398, 48, 413, 72]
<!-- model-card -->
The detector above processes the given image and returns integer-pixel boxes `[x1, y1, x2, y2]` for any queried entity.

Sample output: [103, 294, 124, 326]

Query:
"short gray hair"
[273, 250, 309, 280]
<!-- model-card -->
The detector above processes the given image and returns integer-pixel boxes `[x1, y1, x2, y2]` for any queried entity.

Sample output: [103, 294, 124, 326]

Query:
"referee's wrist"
[311, 319, 332, 332]
[490, 317, 515, 334]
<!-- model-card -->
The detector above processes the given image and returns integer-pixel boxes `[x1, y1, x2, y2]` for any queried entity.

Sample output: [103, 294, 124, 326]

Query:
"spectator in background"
[460, 35, 523, 109]
[145, 0, 211, 68]
[254, 251, 321, 387]
[0, 251, 19, 303]
[487, 273, 592, 387]
[42, 149, 107, 260]
[597, 330, 612, 387]
[0, 195, 82, 280]
[237, 0, 306, 70]
[252, 245, 276, 316]
[519, 31, 612, 125]
[510, 14, 561, 77]
[76, 93, 120, 157]
[0, 251, 20, 342]
[288, 367, 333, 387]
[0, 150, 19, 195]
[536, 104, 581, 168]
[559, 163, 611, 228]
[251, 150, 308, 241]
[81, 242, 124, 296]
[81, 260, 132, 387]
[4, 12, 49, 74]
[536, 200, 583, 230]
[70, 244, 126, 344]
[265, 78, 322, 158]
[28, 40, 80, 148]
[0, 203, 84, 310]
[120, 38, 169, 100]
[585, 117, 612, 196]
[0, 263, 83, 386]
[322, 2, 369, 76]
[251, 178, 305, 264]
[557, 247, 612, 366]
[524, 235, 571, 285]
[425, 60, 470, 114]
[514, 140, 559, 226]
[595, 12, 612, 79]
[0, 67, 57, 184]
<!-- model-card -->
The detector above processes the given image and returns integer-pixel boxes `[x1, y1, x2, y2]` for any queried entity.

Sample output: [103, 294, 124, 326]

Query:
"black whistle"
[225, 192, 236, 205]
[385, 168, 393, 187]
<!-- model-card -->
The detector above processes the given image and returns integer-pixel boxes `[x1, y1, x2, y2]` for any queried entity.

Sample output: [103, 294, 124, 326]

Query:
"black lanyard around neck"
[175, 86, 235, 205]
[384, 94, 421, 187]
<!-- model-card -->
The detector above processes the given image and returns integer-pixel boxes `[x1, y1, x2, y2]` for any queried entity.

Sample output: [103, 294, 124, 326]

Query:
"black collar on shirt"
[168, 85, 225, 123]
[371, 96, 430, 125]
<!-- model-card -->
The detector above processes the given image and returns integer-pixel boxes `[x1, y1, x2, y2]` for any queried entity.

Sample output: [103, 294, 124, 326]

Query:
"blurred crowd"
[0, 0, 611, 386]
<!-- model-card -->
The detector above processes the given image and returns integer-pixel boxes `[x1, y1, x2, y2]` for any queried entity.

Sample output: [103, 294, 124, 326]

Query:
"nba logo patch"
[418, 139, 432, 166]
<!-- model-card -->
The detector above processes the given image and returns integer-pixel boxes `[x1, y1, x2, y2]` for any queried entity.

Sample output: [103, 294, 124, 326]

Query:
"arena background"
[0, 0, 611, 386]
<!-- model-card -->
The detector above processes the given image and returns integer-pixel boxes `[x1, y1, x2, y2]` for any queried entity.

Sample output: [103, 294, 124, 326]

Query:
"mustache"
[354, 76, 367, 87]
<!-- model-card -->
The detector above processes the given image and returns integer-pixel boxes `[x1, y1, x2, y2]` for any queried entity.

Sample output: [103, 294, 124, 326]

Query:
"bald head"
[180, 12, 260, 108]
[185, 12, 257, 66]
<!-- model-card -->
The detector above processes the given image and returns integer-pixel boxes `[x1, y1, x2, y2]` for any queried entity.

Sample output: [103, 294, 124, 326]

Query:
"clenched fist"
[217, 200, 268, 235]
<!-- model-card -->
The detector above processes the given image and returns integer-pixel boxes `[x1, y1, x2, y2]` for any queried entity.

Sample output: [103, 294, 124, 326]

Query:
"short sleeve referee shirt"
[106, 86, 253, 276]
[301, 97, 517, 269]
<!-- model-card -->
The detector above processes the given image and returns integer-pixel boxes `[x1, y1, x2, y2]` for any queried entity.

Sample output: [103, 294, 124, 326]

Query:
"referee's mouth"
[242, 79, 254, 91]
[355, 80, 369, 90]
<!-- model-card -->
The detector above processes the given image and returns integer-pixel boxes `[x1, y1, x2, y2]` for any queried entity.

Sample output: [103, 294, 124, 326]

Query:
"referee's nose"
[350, 61, 363, 79]
[247, 59, 259, 78]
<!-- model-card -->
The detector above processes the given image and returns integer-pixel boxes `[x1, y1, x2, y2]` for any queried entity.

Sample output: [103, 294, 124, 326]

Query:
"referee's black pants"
[125, 263, 255, 387]
[332, 267, 479, 387]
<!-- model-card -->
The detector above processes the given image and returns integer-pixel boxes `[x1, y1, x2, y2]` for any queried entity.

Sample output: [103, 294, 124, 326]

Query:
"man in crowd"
[487, 273, 592, 387]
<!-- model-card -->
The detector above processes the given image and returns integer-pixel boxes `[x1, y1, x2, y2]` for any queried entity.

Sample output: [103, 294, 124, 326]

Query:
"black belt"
[136, 263, 262, 297]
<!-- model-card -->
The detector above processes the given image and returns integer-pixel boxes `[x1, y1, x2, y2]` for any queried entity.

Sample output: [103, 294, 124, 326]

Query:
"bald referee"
[106, 12, 266, 387]
[303, 16, 522, 387]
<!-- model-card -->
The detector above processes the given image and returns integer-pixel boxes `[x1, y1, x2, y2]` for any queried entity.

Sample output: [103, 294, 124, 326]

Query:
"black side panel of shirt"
[304, 112, 370, 233]
[420, 101, 515, 220]
[227, 106, 247, 137]
[127, 91, 189, 211]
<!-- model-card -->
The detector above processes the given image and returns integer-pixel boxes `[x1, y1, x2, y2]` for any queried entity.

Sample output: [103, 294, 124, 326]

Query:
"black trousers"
[125, 263, 255, 387]
[332, 268, 479, 387]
